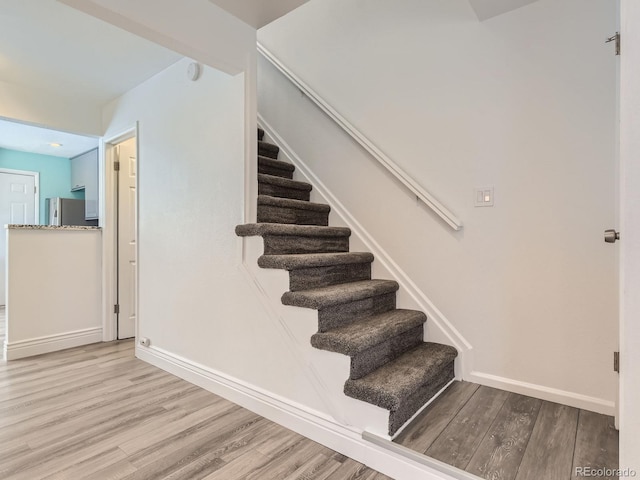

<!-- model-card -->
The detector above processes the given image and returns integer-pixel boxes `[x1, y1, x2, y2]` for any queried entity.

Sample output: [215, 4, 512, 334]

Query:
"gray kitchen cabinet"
[70, 148, 99, 220]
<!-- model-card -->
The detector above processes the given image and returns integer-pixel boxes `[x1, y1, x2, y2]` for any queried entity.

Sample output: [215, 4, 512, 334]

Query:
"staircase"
[236, 128, 458, 436]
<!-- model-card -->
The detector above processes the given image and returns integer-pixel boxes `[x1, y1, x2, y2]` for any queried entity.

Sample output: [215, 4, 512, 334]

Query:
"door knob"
[604, 229, 620, 243]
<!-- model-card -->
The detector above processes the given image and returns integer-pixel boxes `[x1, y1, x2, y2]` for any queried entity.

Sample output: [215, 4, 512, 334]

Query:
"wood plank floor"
[395, 381, 619, 480]
[0, 340, 391, 480]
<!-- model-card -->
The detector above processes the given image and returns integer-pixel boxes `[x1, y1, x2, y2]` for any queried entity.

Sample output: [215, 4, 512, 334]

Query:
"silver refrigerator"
[46, 198, 94, 226]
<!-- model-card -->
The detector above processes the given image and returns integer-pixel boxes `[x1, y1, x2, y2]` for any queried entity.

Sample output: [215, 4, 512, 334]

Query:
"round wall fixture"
[187, 62, 201, 81]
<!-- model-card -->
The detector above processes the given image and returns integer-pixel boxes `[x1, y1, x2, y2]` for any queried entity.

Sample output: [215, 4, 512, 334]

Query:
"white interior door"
[0, 171, 37, 306]
[117, 138, 137, 339]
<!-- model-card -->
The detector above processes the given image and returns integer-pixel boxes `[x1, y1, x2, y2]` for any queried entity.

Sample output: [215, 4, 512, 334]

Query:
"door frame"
[0, 168, 40, 224]
[101, 124, 139, 342]
[619, 0, 640, 470]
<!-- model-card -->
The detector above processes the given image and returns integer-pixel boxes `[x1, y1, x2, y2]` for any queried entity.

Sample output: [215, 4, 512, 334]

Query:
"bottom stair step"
[344, 342, 457, 435]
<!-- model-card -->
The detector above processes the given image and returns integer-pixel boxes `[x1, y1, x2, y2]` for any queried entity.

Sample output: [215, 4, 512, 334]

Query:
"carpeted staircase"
[236, 128, 458, 436]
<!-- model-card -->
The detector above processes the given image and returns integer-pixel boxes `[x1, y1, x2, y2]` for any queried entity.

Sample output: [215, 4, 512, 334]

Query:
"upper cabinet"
[70, 148, 99, 220]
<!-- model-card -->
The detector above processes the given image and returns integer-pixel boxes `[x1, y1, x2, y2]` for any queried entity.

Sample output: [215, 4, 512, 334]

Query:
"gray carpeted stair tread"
[258, 140, 279, 153]
[258, 195, 329, 213]
[259, 140, 280, 159]
[258, 195, 328, 225]
[236, 223, 350, 238]
[258, 127, 265, 140]
[343, 342, 458, 410]
[282, 279, 399, 309]
[258, 252, 373, 270]
[311, 309, 426, 355]
[258, 173, 312, 192]
[258, 156, 295, 172]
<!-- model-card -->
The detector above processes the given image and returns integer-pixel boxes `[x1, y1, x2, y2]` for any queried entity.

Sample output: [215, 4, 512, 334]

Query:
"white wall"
[0, 79, 103, 136]
[101, 58, 329, 413]
[5, 228, 102, 359]
[97, 22, 467, 480]
[258, 0, 618, 412]
[619, 0, 640, 470]
[61, 0, 256, 76]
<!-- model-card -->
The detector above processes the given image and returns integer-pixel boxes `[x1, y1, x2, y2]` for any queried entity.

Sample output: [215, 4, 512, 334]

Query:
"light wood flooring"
[0, 340, 391, 480]
[394, 381, 619, 480]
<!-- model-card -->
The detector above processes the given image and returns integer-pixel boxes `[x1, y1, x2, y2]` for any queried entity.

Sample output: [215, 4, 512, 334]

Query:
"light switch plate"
[474, 186, 494, 207]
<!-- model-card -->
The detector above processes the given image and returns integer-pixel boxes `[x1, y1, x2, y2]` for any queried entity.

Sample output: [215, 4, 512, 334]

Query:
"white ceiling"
[0, 0, 182, 105]
[467, 0, 540, 21]
[0, 0, 182, 156]
[208, 0, 309, 29]
[0, 0, 309, 156]
[0, 118, 98, 158]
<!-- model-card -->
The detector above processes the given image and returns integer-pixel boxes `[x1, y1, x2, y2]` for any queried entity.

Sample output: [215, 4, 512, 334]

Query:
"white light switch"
[474, 186, 494, 207]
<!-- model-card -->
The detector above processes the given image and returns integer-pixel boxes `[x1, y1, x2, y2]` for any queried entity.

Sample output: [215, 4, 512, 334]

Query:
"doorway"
[0, 168, 39, 306]
[104, 131, 138, 342]
[115, 138, 137, 339]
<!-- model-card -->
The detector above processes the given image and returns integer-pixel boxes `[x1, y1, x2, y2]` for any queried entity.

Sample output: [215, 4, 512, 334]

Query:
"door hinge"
[614, 351, 620, 373]
[606, 32, 620, 55]
[114, 161, 120, 171]
[114, 304, 120, 314]
[34, 186, 37, 194]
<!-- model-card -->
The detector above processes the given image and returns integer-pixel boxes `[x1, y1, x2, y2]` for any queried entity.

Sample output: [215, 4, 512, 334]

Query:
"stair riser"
[388, 361, 455, 436]
[258, 164, 294, 179]
[289, 263, 371, 292]
[318, 292, 396, 332]
[263, 235, 349, 255]
[258, 144, 279, 159]
[259, 182, 311, 202]
[257, 204, 329, 227]
[349, 326, 424, 380]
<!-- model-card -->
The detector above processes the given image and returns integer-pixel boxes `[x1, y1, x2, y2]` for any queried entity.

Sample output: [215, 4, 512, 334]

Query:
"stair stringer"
[241, 234, 391, 437]
[258, 115, 474, 381]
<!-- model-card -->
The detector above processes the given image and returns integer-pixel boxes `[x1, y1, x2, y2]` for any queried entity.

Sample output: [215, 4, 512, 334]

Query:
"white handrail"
[257, 42, 463, 231]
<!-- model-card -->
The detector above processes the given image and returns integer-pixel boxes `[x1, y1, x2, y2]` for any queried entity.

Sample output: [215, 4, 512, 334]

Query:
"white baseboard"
[5, 327, 103, 360]
[468, 371, 615, 416]
[136, 344, 462, 480]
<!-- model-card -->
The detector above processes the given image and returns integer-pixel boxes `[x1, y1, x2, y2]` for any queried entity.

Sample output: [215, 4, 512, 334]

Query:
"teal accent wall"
[0, 147, 84, 225]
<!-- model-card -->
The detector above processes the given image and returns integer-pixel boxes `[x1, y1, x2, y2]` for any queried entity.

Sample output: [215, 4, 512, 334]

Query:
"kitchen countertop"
[5, 225, 101, 231]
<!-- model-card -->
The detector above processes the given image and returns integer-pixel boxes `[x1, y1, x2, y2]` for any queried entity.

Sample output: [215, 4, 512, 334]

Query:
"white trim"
[136, 344, 461, 480]
[468, 370, 616, 416]
[362, 432, 483, 480]
[0, 168, 40, 224]
[257, 115, 473, 379]
[101, 125, 139, 343]
[4, 327, 103, 360]
[388, 378, 456, 441]
[257, 43, 463, 231]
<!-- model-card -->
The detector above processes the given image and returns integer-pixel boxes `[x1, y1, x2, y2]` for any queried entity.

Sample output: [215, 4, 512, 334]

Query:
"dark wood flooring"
[394, 381, 619, 480]
[0, 340, 391, 480]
